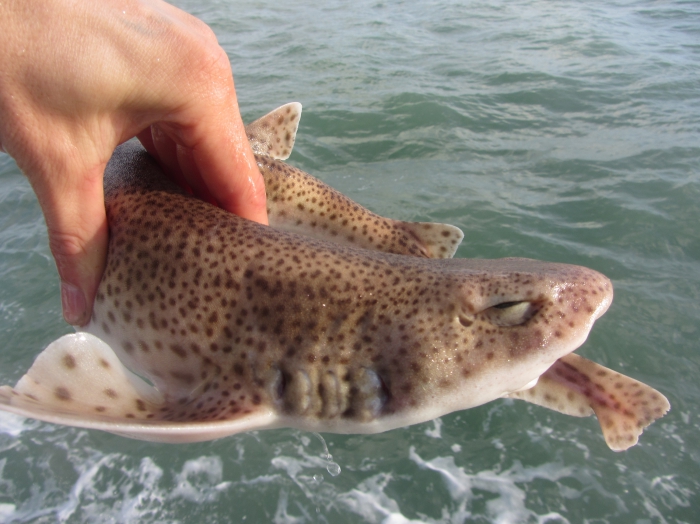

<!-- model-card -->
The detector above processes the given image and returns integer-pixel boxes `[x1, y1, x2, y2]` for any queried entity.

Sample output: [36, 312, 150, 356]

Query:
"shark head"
[256, 255, 613, 433]
[0, 104, 665, 450]
[355, 256, 613, 431]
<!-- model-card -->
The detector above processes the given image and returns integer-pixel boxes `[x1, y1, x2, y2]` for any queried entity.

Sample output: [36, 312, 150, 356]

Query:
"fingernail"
[61, 282, 87, 326]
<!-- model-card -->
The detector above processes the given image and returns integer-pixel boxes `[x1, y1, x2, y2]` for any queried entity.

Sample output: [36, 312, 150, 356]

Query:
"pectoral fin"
[0, 333, 278, 443]
[508, 353, 670, 451]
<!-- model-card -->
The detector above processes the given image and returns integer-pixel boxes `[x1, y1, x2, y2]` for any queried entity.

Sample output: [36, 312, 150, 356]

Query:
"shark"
[0, 103, 669, 451]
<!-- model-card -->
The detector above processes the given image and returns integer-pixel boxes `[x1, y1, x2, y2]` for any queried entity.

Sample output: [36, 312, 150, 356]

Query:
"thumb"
[27, 161, 108, 327]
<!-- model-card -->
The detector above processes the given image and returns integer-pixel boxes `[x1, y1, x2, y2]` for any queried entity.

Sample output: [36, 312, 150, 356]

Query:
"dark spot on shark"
[54, 387, 71, 401]
[62, 354, 76, 369]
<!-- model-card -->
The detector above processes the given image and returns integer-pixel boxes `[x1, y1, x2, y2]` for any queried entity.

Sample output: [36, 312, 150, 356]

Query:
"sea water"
[1, 1, 698, 522]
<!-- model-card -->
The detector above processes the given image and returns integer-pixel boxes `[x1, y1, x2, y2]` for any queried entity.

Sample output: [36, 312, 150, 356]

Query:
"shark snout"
[452, 259, 613, 363]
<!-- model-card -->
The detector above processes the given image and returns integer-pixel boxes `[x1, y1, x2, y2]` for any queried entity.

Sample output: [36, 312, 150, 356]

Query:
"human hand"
[0, 0, 267, 326]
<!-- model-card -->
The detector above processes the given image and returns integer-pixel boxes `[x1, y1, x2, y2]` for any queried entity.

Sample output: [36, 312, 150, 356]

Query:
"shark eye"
[484, 301, 538, 327]
[492, 301, 523, 310]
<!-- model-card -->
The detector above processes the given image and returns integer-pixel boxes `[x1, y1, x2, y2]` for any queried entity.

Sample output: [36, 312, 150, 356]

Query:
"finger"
[120, 5, 268, 224]
[164, 84, 269, 225]
[139, 125, 193, 194]
[152, 106, 269, 224]
[135, 128, 157, 160]
[190, 119, 269, 225]
[26, 160, 109, 326]
[175, 145, 217, 205]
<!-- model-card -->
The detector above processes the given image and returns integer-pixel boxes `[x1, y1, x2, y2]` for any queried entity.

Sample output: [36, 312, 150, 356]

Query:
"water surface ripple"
[1, 1, 699, 522]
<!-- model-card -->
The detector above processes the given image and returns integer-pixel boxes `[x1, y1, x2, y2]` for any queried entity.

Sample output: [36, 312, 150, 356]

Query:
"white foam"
[0, 411, 30, 437]
[409, 447, 573, 524]
[526, 421, 592, 460]
[115, 457, 164, 521]
[337, 473, 427, 524]
[424, 418, 443, 439]
[266, 437, 579, 524]
[170, 456, 231, 502]
[56, 454, 119, 521]
[0, 503, 16, 520]
[0, 442, 245, 523]
[0, 426, 674, 523]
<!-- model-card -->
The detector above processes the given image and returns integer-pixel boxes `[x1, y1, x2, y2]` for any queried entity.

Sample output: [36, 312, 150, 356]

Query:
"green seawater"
[1, 1, 699, 522]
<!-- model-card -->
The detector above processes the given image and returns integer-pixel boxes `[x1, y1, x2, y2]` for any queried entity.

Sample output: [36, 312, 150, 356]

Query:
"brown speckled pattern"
[84, 141, 613, 433]
[259, 154, 463, 258]
[509, 353, 670, 451]
[246, 102, 301, 160]
[0, 105, 668, 448]
[245, 102, 463, 259]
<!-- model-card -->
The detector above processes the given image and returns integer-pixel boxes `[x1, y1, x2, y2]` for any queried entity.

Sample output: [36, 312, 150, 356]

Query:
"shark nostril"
[458, 315, 474, 327]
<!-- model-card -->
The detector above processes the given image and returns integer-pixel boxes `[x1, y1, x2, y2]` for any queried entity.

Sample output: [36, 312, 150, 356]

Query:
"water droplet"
[326, 462, 341, 477]
[313, 432, 342, 477]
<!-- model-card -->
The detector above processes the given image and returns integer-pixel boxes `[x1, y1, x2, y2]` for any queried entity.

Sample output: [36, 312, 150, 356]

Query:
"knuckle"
[175, 30, 231, 89]
[48, 229, 91, 266]
[190, 16, 220, 47]
[174, 17, 228, 72]
[193, 44, 231, 82]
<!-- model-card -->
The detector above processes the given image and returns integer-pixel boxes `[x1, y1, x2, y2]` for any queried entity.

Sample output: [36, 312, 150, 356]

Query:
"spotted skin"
[0, 333, 163, 422]
[99, 143, 614, 426]
[508, 353, 670, 451]
[248, 104, 464, 258]
[0, 106, 669, 449]
[258, 154, 463, 258]
[245, 102, 301, 160]
[0, 141, 612, 438]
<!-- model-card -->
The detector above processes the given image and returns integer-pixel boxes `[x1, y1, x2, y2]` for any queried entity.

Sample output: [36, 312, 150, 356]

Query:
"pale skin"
[0, 0, 268, 326]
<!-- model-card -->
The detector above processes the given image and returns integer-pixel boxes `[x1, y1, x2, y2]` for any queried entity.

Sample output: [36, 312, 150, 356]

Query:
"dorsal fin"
[256, 154, 465, 259]
[245, 102, 302, 160]
[397, 221, 464, 259]
[247, 103, 463, 258]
